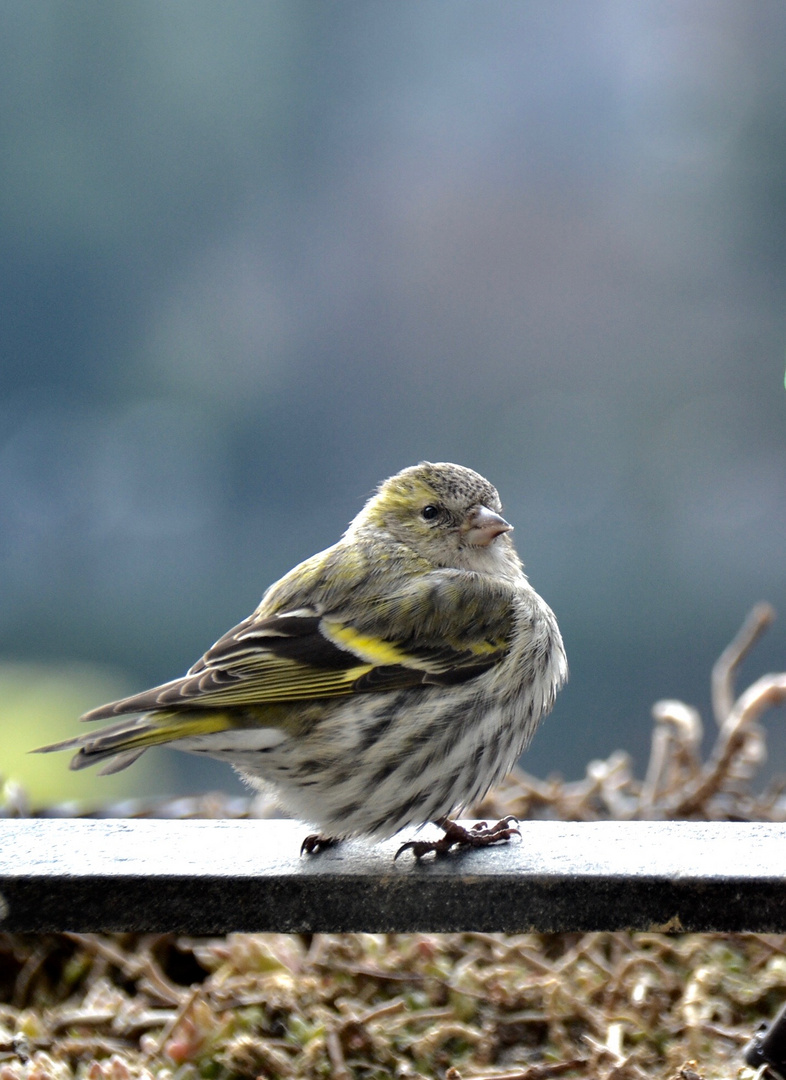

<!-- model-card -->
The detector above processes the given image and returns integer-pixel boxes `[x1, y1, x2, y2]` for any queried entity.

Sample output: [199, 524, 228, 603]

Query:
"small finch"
[36, 463, 567, 856]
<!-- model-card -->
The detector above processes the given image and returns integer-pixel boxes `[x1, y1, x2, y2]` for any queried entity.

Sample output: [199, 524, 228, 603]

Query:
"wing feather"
[82, 562, 516, 722]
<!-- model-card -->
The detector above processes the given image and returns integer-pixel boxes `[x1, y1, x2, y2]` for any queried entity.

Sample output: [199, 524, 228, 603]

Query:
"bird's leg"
[300, 833, 340, 855]
[394, 815, 519, 859]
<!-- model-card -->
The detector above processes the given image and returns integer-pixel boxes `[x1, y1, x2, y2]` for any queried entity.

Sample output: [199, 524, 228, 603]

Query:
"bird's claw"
[394, 816, 519, 860]
[300, 833, 339, 855]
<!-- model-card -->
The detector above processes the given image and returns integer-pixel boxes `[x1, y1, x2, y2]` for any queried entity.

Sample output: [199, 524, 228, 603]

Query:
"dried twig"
[140, 981, 203, 1062]
[711, 602, 775, 727]
[669, 673, 786, 817]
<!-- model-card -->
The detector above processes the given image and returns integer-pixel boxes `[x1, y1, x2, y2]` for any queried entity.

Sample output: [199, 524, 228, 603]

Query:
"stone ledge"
[1, 818, 784, 933]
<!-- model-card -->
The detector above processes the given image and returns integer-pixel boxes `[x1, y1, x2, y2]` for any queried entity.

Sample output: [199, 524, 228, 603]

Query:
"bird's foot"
[300, 833, 340, 855]
[394, 816, 519, 860]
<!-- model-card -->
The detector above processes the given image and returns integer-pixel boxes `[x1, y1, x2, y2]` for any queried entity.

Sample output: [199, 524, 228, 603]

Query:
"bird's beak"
[462, 505, 513, 547]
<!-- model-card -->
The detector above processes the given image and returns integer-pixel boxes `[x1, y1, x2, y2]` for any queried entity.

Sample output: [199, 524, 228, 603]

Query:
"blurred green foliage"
[0, 661, 172, 805]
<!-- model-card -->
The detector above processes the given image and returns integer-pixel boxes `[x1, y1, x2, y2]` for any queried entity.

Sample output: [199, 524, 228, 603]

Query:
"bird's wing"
[81, 568, 516, 721]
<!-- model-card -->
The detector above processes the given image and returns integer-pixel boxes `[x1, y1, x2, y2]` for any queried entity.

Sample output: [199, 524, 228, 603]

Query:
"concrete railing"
[2, 818, 785, 933]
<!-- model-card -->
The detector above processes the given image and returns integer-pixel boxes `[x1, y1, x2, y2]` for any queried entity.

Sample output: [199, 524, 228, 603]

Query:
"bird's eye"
[421, 504, 440, 521]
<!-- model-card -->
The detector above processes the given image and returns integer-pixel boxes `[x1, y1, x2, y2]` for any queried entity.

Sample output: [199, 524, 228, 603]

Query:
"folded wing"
[82, 568, 515, 722]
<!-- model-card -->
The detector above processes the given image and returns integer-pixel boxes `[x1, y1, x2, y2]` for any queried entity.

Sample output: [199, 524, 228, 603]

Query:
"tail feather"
[96, 749, 148, 775]
[33, 712, 239, 774]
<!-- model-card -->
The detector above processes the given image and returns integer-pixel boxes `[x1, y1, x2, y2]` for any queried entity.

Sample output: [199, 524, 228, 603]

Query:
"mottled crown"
[372, 462, 502, 514]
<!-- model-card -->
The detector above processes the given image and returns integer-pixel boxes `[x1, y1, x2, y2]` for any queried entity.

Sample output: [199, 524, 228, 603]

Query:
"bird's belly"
[229, 684, 538, 839]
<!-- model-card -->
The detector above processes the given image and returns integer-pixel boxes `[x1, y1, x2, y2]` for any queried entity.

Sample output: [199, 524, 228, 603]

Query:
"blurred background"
[2, 1, 785, 808]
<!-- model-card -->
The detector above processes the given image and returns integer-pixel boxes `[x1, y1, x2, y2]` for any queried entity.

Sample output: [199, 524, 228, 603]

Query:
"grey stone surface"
[1, 818, 785, 932]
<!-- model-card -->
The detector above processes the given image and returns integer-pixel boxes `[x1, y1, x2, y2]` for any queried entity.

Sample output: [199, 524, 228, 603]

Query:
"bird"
[35, 462, 567, 857]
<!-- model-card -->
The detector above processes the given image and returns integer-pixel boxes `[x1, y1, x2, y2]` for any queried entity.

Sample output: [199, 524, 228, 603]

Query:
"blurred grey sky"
[1, 1, 785, 804]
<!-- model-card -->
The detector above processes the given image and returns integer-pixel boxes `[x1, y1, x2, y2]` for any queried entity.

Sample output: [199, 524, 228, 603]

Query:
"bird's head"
[350, 462, 521, 576]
